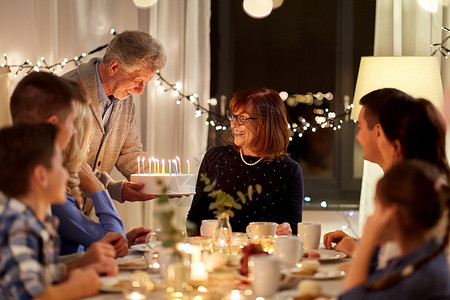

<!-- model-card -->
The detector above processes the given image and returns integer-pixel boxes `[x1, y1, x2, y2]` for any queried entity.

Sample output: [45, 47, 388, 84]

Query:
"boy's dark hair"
[0, 124, 58, 198]
[10, 72, 87, 125]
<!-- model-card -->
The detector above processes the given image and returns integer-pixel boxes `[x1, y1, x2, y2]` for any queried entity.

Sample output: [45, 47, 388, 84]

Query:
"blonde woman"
[52, 100, 150, 256]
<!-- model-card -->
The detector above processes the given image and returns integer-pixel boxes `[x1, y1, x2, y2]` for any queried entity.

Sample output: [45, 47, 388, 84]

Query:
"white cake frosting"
[130, 173, 196, 195]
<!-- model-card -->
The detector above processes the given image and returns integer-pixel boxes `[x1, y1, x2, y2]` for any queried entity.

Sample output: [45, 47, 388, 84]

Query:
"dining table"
[82, 244, 350, 300]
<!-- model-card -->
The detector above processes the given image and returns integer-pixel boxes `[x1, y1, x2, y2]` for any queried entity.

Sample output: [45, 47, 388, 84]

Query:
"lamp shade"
[351, 56, 443, 119]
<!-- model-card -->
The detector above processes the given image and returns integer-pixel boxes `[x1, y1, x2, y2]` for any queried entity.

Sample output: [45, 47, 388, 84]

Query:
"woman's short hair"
[229, 88, 290, 161]
[103, 30, 167, 73]
[0, 124, 58, 198]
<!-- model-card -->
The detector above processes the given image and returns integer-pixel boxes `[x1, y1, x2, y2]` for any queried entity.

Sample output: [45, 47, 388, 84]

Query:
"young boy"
[0, 124, 99, 299]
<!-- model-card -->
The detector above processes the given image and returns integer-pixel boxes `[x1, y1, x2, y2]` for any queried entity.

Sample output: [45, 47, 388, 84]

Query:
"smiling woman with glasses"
[187, 88, 304, 236]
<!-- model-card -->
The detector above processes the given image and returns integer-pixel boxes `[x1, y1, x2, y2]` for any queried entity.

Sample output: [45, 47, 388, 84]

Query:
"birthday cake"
[130, 173, 196, 195]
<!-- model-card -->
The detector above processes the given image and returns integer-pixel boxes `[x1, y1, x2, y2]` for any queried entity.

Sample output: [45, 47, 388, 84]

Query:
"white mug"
[273, 235, 303, 268]
[297, 223, 321, 250]
[246, 222, 277, 239]
[200, 219, 218, 237]
[249, 255, 281, 297]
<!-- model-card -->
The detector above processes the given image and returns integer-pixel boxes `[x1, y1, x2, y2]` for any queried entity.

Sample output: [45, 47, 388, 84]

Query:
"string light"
[0, 29, 353, 135]
[284, 89, 353, 138]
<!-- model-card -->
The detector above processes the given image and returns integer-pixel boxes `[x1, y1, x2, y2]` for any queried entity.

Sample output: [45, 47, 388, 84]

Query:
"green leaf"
[248, 185, 254, 201]
[255, 184, 262, 194]
[228, 210, 235, 217]
[209, 202, 218, 210]
[234, 203, 242, 210]
[200, 173, 211, 185]
[237, 191, 246, 204]
[204, 185, 214, 192]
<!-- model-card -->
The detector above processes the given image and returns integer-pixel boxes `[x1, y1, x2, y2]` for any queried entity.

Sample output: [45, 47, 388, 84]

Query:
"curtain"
[0, 67, 11, 128]
[359, 0, 450, 233]
[0, 0, 210, 232]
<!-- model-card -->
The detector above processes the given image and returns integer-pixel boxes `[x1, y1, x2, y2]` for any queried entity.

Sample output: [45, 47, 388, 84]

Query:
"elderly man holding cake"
[63, 30, 167, 209]
[187, 88, 304, 236]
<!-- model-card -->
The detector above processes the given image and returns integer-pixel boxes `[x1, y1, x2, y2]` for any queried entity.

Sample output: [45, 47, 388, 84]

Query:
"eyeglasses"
[226, 110, 256, 126]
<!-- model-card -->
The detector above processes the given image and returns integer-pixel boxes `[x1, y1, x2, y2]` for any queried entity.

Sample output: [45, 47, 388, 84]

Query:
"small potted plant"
[200, 173, 262, 254]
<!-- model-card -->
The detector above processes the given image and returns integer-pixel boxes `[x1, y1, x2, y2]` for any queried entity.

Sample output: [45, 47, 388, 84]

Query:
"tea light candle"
[137, 157, 140, 174]
[191, 261, 208, 282]
[162, 159, 165, 175]
[124, 291, 146, 300]
[176, 156, 182, 173]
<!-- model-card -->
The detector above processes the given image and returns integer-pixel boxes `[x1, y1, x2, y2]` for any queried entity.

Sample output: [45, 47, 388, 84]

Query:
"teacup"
[200, 219, 218, 237]
[249, 255, 281, 297]
[297, 223, 321, 250]
[273, 235, 303, 268]
[246, 222, 277, 240]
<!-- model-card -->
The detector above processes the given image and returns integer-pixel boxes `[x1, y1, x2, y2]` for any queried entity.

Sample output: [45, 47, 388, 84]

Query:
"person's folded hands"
[101, 232, 128, 258]
[126, 226, 152, 246]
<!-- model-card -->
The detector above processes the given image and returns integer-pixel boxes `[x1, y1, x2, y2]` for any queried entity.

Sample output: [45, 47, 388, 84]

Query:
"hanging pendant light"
[417, 0, 438, 13]
[243, 0, 273, 19]
[133, 0, 158, 8]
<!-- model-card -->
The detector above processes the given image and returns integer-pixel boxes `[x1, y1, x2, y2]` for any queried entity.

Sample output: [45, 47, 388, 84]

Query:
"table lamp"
[351, 56, 444, 119]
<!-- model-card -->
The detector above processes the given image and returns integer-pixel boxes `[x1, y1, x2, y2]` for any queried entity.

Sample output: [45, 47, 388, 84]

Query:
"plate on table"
[287, 266, 345, 280]
[116, 256, 147, 270]
[274, 290, 334, 300]
[99, 274, 131, 292]
[302, 249, 346, 261]
[130, 244, 151, 252]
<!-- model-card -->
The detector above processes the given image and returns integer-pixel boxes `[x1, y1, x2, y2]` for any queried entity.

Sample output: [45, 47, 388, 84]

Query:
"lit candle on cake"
[169, 159, 172, 175]
[162, 159, 165, 175]
[176, 156, 182, 173]
[173, 159, 178, 174]
[187, 160, 190, 174]
[148, 157, 152, 175]
[152, 157, 155, 174]
[156, 159, 160, 174]
[137, 157, 140, 174]
[142, 157, 145, 175]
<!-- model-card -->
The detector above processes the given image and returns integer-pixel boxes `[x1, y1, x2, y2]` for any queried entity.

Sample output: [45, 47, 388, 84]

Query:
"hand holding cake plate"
[130, 173, 196, 196]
